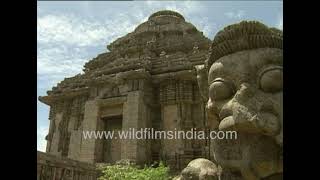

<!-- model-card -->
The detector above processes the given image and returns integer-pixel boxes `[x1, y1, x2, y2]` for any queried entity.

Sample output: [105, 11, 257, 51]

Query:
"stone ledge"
[97, 96, 127, 107]
[37, 151, 98, 180]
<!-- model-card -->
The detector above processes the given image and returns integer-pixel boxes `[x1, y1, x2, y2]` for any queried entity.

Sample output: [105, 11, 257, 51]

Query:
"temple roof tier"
[39, 10, 211, 102]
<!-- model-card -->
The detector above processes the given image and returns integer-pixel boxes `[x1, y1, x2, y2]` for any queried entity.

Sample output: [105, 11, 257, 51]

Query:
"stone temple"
[39, 10, 211, 169]
[38, 10, 283, 180]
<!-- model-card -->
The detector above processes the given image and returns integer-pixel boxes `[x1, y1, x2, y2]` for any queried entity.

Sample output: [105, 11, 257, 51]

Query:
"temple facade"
[39, 10, 212, 169]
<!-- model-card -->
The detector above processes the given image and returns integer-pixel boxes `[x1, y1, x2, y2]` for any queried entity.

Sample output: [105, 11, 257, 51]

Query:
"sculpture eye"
[209, 79, 234, 101]
[259, 66, 283, 93]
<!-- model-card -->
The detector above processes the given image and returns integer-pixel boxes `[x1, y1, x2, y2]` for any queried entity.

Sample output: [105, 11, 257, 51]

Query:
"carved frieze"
[57, 100, 72, 157]
[159, 80, 195, 104]
[37, 151, 98, 180]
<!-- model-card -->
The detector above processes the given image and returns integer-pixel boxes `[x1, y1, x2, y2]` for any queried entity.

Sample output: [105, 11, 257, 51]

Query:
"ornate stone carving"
[203, 21, 283, 180]
[58, 100, 72, 157]
[159, 80, 195, 105]
[73, 96, 88, 130]
[195, 65, 208, 102]
[37, 151, 98, 180]
[193, 44, 199, 54]
[46, 104, 57, 142]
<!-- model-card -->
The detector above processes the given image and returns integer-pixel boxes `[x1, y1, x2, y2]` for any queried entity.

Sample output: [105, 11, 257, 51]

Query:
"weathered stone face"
[208, 48, 283, 139]
[207, 48, 283, 179]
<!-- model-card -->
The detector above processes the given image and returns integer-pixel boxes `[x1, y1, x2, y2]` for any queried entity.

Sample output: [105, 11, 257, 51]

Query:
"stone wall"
[37, 151, 98, 180]
[158, 80, 209, 170]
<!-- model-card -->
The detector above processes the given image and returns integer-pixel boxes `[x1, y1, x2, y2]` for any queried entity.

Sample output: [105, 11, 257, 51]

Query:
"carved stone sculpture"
[198, 21, 283, 180]
[180, 158, 222, 180]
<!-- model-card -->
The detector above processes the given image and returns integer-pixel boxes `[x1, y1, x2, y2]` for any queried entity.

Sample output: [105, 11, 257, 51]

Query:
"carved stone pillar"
[159, 80, 189, 168]
[161, 104, 182, 160]
[68, 130, 82, 160]
[49, 112, 63, 156]
[121, 90, 150, 164]
[46, 105, 56, 153]
[79, 100, 99, 163]
[68, 96, 87, 160]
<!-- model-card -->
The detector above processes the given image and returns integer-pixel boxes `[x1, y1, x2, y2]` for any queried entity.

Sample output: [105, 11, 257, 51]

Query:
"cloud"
[37, 3, 212, 91]
[37, 12, 143, 91]
[37, 12, 146, 47]
[37, 126, 48, 152]
[277, 16, 283, 30]
[146, 0, 197, 10]
[224, 10, 246, 19]
[38, 14, 110, 46]
[37, 44, 90, 91]
[37, 45, 84, 75]
[191, 16, 216, 39]
[143, 0, 203, 18]
[142, 1, 213, 38]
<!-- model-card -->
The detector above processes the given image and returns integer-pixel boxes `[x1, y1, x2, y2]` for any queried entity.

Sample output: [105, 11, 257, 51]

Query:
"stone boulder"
[180, 158, 221, 180]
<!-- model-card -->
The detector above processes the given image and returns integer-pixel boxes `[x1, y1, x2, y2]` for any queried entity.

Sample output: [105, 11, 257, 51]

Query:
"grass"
[97, 161, 171, 180]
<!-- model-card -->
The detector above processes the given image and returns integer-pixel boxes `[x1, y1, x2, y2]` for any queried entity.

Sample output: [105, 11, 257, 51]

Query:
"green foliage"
[98, 162, 170, 180]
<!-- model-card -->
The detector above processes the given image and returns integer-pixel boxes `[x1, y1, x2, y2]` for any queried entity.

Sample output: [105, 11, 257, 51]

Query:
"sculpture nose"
[218, 83, 253, 121]
[218, 84, 262, 133]
[218, 85, 281, 136]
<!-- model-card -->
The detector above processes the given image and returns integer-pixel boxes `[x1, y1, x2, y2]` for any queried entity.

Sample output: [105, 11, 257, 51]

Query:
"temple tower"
[39, 10, 211, 169]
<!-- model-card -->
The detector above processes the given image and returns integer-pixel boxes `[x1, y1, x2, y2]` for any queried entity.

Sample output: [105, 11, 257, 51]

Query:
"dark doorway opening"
[101, 115, 122, 163]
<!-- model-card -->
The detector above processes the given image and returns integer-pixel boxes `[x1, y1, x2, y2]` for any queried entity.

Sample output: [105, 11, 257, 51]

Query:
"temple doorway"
[102, 115, 122, 163]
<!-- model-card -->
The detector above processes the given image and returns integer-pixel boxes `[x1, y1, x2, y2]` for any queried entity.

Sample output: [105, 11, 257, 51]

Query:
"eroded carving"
[203, 21, 283, 180]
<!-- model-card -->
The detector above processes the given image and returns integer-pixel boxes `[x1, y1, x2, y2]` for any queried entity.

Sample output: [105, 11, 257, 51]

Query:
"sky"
[37, 0, 283, 152]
